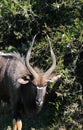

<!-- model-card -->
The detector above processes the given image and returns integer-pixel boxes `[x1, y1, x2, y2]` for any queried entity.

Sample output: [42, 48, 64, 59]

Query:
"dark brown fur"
[0, 51, 61, 130]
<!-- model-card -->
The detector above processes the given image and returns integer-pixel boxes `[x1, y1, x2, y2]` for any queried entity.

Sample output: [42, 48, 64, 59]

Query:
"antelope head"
[26, 35, 61, 107]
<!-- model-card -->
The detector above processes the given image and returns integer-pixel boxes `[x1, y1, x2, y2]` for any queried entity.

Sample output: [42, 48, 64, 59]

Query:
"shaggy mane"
[0, 52, 25, 64]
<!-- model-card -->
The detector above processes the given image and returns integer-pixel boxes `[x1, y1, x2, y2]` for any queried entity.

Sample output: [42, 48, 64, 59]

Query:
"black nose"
[36, 98, 43, 106]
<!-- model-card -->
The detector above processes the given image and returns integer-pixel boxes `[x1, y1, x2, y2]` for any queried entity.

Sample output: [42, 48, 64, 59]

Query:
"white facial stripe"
[37, 86, 43, 90]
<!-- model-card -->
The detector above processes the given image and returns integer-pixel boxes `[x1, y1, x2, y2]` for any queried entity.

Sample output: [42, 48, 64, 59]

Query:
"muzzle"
[36, 86, 46, 107]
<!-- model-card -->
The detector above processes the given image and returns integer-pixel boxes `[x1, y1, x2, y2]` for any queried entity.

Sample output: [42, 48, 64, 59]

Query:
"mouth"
[36, 101, 43, 107]
[36, 100, 43, 107]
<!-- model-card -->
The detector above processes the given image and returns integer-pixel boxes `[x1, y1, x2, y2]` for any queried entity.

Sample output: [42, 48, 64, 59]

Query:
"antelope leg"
[13, 119, 22, 130]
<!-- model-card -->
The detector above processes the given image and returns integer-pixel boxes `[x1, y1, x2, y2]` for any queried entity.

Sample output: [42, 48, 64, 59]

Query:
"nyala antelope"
[0, 35, 61, 130]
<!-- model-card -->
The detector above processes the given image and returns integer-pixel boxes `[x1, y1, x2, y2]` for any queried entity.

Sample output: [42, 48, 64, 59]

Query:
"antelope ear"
[17, 76, 30, 84]
[47, 73, 61, 83]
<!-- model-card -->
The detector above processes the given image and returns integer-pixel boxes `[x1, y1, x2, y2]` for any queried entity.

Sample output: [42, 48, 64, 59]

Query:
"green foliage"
[0, 0, 83, 129]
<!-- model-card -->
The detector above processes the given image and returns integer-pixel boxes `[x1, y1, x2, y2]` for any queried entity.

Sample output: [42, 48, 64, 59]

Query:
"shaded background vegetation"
[0, 0, 83, 129]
